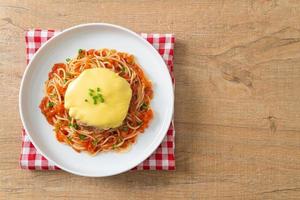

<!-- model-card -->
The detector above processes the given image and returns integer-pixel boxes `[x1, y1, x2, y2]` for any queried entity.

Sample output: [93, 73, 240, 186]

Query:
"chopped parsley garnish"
[78, 134, 86, 140]
[47, 101, 55, 108]
[78, 49, 83, 53]
[119, 66, 126, 75]
[69, 123, 79, 130]
[66, 58, 71, 62]
[137, 121, 143, 126]
[92, 139, 98, 146]
[141, 102, 148, 110]
[87, 87, 104, 104]
[121, 66, 125, 72]
[98, 94, 104, 103]
[73, 123, 79, 129]
[112, 144, 117, 149]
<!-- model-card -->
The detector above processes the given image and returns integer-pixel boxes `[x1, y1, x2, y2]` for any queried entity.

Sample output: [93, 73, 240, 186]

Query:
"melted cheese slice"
[64, 68, 132, 129]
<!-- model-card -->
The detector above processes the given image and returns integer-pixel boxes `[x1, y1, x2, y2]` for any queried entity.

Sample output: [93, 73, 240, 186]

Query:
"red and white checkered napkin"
[20, 30, 175, 170]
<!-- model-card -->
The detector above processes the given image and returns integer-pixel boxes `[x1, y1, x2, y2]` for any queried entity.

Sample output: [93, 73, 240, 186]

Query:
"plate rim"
[19, 23, 174, 177]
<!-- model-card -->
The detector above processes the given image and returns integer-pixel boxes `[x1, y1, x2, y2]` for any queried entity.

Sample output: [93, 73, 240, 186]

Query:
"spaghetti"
[39, 48, 153, 155]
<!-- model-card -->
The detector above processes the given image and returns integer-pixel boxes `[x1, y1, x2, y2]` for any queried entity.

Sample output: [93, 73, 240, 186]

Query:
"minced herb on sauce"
[78, 134, 86, 140]
[69, 123, 79, 130]
[47, 101, 55, 108]
[92, 139, 98, 146]
[140, 102, 148, 110]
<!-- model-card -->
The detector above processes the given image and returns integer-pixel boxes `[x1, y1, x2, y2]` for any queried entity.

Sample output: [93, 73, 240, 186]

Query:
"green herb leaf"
[78, 134, 86, 140]
[47, 101, 55, 108]
[137, 121, 143, 126]
[121, 66, 125, 72]
[86, 87, 105, 105]
[69, 123, 79, 130]
[73, 123, 79, 129]
[92, 139, 98, 146]
[112, 144, 117, 149]
[78, 49, 83, 53]
[66, 58, 71, 62]
[141, 102, 148, 110]
[97, 94, 104, 103]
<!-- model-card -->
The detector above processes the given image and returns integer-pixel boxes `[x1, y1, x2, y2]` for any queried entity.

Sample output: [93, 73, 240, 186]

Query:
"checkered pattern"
[20, 30, 175, 171]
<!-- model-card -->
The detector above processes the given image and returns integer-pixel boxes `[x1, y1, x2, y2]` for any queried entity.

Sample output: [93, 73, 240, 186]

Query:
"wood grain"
[1, 0, 300, 199]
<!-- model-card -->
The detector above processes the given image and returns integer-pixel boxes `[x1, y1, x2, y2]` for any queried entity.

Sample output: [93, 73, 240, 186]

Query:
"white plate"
[19, 23, 174, 177]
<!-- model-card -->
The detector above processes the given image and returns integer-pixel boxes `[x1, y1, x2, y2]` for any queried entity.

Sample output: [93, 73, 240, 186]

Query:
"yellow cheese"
[64, 68, 132, 129]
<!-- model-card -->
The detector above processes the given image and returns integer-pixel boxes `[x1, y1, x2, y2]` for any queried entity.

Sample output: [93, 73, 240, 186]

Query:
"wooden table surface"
[1, 0, 300, 199]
